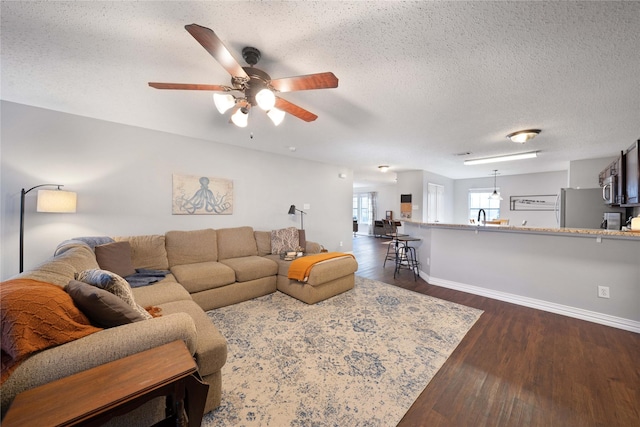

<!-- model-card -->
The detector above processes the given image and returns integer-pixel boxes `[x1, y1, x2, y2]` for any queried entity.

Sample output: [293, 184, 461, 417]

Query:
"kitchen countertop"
[402, 221, 640, 240]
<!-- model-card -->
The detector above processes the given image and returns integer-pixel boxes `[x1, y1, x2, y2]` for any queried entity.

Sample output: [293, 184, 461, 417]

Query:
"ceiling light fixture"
[213, 93, 236, 114]
[378, 165, 389, 173]
[255, 88, 276, 111]
[231, 107, 249, 128]
[489, 170, 503, 200]
[464, 151, 538, 166]
[267, 108, 285, 126]
[507, 129, 541, 143]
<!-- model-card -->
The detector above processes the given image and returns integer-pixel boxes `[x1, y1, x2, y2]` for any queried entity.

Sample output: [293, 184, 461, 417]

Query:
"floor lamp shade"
[37, 189, 77, 213]
[20, 184, 77, 273]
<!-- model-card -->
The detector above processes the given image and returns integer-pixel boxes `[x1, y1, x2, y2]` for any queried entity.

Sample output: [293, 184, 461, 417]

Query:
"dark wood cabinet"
[622, 140, 639, 206]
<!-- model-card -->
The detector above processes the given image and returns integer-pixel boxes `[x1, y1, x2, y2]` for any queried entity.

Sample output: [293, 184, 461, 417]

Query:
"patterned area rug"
[202, 276, 482, 427]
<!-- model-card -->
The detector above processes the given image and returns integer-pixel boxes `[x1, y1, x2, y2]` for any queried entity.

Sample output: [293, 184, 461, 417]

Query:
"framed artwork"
[400, 194, 412, 219]
[172, 174, 233, 215]
[509, 194, 557, 211]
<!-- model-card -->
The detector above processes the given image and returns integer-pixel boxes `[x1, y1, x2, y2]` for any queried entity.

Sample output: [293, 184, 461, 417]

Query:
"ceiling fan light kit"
[267, 108, 286, 126]
[213, 93, 236, 114]
[231, 108, 249, 128]
[464, 151, 538, 166]
[507, 129, 541, 143]
[149, 24, 338, 129]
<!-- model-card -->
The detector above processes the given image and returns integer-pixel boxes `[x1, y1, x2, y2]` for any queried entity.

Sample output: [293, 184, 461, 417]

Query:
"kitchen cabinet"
[622, 140, 639, 206]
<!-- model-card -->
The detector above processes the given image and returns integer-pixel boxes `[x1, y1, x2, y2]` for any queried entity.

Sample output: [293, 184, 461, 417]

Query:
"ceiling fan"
[149, 24, 339, 127]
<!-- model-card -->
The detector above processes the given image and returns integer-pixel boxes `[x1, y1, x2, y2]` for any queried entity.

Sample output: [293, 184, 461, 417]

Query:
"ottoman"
[267, 254, 358, 304]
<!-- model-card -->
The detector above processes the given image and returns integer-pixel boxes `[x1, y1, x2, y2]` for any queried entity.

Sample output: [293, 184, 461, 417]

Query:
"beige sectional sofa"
[1, 226, 358, 424]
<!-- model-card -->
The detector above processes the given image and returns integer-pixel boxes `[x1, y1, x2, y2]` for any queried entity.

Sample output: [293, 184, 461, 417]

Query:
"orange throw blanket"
[1, 279, 102, 385]
[288, 252, 354, 282]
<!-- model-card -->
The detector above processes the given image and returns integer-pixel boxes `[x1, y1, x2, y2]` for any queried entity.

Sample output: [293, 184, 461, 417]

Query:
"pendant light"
[489, 170, 503, 200]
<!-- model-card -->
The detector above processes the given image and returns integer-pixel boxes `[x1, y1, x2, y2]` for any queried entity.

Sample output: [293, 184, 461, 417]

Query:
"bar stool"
[394, 236, 420, 280]
[382, 232, 407, 267]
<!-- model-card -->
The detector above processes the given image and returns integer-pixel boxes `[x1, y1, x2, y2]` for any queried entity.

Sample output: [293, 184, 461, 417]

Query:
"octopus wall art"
[172, 174, 233, 215]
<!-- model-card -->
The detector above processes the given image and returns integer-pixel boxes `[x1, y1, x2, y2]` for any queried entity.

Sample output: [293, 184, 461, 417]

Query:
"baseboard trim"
[420, 272, 640, 334]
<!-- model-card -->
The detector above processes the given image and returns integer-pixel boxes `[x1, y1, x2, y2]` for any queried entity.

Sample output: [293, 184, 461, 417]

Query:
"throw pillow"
[94, 241, 136, 278]
[271, 227, 299, 255]
[65, 280, 147, 328]
[76, 269, 152, 320]
[1, 279, 102, 384]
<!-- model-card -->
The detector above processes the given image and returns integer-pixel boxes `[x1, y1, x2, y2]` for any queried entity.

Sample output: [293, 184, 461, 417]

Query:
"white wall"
[1, 102, 354, 279]
[396, 170, 424, 221]
[453, 171, 568, 227]
[569, 157, 617, 189]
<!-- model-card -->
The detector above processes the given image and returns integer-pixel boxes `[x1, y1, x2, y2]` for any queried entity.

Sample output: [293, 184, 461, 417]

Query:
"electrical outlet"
[598, 286, 610, 299]
[426, 257, 430, 266]
[339, 241, 343, 247]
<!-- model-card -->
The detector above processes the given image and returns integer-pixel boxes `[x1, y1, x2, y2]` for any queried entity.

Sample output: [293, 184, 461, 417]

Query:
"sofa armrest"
[1, 313, 197, 414]
[305, 240, 322, 254]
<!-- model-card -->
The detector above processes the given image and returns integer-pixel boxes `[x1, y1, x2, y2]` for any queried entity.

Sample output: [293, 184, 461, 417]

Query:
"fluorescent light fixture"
[464, 151, 538, 166]
[213, 93, 235, 114]
[507, 129, 541, 143]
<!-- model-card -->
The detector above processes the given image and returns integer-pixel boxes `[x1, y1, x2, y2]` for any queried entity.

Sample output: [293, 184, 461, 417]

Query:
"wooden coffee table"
[3, 340, 208, 427]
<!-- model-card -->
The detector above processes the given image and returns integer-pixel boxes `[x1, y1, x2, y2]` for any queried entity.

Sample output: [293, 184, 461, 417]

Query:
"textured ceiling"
[2, 1, 639, 186]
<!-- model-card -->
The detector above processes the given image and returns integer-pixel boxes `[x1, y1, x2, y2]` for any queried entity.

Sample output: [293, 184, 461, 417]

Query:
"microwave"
[602, 175, 617, 204]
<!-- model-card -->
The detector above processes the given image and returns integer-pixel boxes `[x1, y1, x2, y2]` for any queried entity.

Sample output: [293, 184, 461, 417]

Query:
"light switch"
[303, 204, 311, 210]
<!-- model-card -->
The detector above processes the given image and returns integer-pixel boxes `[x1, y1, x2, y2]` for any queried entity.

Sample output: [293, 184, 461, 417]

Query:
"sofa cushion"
[94, 241, 136, 278]
[170, 262, 236, 293]
[216, 227, 258, 260]
[270, 227, 299, 255]
[132, 276, 192, 307]
[264, 254, 293, 277]
[1, 279, 102, 384]
[114, 235, 169, 270]
[76, 269, 152, 320]
[65, 280, 146, 328]
[254, 231, 272, 257]
[219, 256, 278, 282]
[165, 229, 218, 267]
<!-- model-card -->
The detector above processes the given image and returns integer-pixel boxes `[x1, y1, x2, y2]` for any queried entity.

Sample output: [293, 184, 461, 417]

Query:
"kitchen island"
[401, 221, 640, 332]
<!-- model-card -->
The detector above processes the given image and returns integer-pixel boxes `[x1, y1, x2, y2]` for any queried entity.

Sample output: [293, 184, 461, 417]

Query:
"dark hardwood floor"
[351, 235, 640, 427]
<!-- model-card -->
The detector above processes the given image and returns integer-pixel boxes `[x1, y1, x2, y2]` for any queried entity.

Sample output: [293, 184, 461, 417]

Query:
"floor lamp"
[288, 205, 307, 230]
[20, 184, 77, 272]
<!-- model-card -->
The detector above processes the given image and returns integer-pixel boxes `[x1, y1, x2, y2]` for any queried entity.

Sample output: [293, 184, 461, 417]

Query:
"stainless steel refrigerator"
[556, 188, 626, 229]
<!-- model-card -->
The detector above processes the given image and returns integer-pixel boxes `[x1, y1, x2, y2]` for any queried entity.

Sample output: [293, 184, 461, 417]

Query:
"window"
[468, 188, 500, 222]
[353, 193, 370, 224]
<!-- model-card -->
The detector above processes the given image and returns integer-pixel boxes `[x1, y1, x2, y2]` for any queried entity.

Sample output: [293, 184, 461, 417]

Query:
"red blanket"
[288, 252, 354, 282]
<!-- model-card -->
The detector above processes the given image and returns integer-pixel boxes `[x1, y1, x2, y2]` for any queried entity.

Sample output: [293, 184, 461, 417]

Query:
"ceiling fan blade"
[275, 97, 318, 122]
[270, 72, 338, 92]
[184, 24, 248, 79]
[148, 82, 231, 91]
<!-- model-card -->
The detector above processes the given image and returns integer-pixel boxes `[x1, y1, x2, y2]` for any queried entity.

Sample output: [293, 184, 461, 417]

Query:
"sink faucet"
[477, 209, 486, 226]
